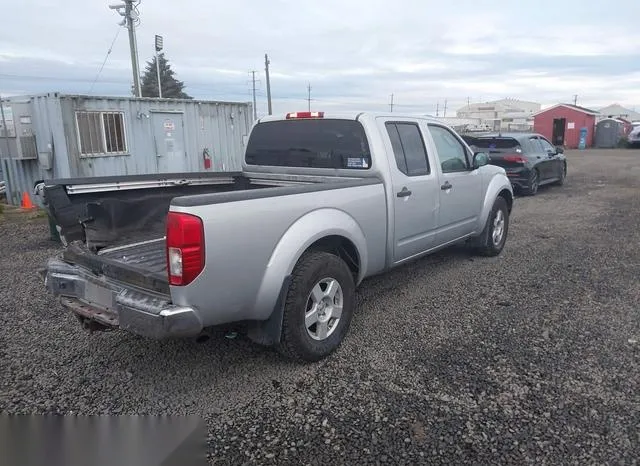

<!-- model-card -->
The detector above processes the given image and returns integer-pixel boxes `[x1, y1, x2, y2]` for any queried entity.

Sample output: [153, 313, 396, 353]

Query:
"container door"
[152, 112, 187, 173]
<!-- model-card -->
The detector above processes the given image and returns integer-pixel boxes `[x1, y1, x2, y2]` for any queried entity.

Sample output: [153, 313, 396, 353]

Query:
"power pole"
[249, 71, 258, 120]
[307, 83, 312, 112]
[110, 0, 142, 97]
[443, 99, 448, 118]
[265, 54, 272, 115]
[467, 96, 470, 107]
[573, 94, 578, 105]
[389, 93, 394, 112]
[436, 102, 439, 117]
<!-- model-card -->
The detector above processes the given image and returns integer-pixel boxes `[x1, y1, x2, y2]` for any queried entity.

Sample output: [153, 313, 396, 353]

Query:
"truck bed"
[98, 238, 167, 275]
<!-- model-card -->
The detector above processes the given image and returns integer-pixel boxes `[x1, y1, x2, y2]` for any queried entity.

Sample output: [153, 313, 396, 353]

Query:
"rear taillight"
[166, 212, 205, 286]
[503, 154, 528, 164]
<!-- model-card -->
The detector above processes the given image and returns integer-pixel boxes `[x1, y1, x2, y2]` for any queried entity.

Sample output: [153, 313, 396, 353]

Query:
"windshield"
[245, 119, 371, 169]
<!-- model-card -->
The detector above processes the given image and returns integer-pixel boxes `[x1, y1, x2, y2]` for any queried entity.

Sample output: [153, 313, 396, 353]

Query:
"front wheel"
[278, 251, 356, 362]
[554, 162, 567, 185]
[474, 196, 510, 257]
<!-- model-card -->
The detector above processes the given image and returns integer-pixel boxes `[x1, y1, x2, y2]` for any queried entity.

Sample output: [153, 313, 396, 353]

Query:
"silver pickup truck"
[43, 111, 513, 362]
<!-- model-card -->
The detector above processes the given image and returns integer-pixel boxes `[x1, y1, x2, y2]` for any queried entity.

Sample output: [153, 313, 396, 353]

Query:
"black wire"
[88, 26, 124, 94]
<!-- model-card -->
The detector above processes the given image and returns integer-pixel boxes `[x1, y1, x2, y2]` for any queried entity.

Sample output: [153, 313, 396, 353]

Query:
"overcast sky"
[1, 0, 639, 116]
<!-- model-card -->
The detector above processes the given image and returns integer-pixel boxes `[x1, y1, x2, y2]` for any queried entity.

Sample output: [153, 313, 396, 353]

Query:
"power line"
[88, 26, 124, 94]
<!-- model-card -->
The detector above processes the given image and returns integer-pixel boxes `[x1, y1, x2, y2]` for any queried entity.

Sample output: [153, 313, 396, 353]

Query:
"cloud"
[1, 0, 639, 117]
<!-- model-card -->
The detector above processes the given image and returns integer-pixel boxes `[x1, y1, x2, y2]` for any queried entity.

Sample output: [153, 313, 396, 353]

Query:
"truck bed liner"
[63, 239, 169, 295]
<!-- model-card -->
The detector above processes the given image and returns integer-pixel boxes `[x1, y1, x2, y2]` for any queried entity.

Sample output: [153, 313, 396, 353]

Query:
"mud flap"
[246, 275, 292, 346]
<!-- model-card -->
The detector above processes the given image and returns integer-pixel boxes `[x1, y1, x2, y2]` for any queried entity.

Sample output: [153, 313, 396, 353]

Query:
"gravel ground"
[1, 149, 639, 464]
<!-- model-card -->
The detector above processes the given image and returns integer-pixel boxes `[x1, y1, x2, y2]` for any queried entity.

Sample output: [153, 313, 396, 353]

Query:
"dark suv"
[463, 133, 566, 196]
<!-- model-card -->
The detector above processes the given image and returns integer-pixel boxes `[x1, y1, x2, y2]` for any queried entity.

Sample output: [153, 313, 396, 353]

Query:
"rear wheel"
[523, 169, 539, 196]
[278, 251, 355, 362]
[474, 196, 510, 257]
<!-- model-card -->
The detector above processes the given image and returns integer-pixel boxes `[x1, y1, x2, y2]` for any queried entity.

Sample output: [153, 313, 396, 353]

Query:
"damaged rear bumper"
[45, 258, 203, 339]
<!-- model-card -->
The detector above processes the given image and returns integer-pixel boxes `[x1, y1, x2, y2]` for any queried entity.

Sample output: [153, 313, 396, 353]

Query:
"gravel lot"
[1, 149, 639, 464]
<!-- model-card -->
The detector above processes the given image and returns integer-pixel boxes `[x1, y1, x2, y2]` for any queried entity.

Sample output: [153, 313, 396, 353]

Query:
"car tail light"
[166, 212, 205, 286]
[503, 154, 527, 164]
[286, 111, 324, 119]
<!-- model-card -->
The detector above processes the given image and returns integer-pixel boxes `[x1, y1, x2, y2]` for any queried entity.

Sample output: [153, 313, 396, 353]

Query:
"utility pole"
[155, 35, 163, 98]
[249, 71, 258, 120]
[389, 93, 394, 112]
[573, 94, 578, 106]
[443, 99, 448, 118]
[110, 0, 142, 97]
[436, 102, 439, 117]
[307, 83, 312, 112]
[265, 54, 272, 115]
[467, 96, 470, 107]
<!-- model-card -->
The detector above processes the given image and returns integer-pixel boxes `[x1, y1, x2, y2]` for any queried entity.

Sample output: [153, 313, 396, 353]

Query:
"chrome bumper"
[45, 258, 203, 339]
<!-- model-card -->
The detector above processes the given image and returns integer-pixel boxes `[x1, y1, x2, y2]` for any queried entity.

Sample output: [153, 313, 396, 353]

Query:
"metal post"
[389, 93, 394, 112]
[125, 0, 142, 97]
[265, 54, 272, 115]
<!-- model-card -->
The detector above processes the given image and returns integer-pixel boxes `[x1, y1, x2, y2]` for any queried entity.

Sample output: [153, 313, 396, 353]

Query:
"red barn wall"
[533, 106, 596, 149]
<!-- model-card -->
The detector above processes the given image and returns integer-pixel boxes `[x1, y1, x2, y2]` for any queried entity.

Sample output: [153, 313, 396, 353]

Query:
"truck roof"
[257, 112, 445, 124]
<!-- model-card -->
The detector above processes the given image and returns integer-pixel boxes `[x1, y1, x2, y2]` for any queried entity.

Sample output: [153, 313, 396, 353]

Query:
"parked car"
[628, 123, 640, 147]
[42, 112, 513, 362]
[467, 133, 566, 195]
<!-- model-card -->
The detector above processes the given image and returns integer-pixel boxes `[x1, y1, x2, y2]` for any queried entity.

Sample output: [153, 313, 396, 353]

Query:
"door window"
[529, 137, 544, 153]
[428, 125, 470, 173]
[385, 122, 430, 176]
[539, 137, 556, 153]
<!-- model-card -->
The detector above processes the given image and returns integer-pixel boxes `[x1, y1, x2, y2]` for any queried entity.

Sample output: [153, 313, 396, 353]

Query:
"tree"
[136, 53, 192, 99]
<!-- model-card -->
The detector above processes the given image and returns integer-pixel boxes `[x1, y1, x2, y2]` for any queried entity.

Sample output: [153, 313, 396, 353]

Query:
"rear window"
[245, 119, 371, 169]
[473, 137, 520, 150]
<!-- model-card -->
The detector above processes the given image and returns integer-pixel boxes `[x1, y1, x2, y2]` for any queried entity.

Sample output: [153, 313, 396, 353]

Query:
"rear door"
[379, 119, 440, 263]
[426, 124, 483, 243]
[527, 136, 553, 179]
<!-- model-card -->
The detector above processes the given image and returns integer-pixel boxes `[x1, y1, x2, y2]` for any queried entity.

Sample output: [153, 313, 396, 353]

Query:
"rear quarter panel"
[169, 182, 388, 326]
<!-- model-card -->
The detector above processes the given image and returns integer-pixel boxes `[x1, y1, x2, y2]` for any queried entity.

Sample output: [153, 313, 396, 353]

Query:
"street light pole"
[155, 35, 163, 98]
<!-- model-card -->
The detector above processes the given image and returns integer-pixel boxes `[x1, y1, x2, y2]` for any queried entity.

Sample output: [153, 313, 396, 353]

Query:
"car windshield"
[245, 119, 372, 169]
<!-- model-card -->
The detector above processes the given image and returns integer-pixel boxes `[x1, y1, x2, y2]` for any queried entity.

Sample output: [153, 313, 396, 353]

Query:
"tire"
[474, 196, 510, 257]
[523, 169, 539, 196]
[278, 251, 356, 362]
[554, 162, 567, 186]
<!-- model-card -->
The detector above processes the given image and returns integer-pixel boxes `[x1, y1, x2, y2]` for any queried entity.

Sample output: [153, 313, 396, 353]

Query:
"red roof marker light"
[286, 111, 324, 119]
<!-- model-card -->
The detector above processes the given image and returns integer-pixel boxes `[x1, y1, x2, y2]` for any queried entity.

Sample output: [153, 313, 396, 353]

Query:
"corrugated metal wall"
[0, 93, 253, 206]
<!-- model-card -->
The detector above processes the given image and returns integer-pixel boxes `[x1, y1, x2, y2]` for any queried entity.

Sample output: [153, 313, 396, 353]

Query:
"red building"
[532, 104, 599, 149]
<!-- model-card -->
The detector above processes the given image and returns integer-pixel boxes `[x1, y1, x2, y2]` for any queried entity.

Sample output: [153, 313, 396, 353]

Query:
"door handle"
[440, 181, 452, 190]
[397, 187, 412, 198]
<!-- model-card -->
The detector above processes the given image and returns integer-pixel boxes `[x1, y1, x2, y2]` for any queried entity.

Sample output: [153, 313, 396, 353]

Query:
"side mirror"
[555, 146, 564, 154]
[473, 152, 489, 169]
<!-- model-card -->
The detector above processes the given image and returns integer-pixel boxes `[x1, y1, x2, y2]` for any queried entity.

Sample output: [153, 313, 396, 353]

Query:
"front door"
[426, 124, 483, 244]
[380, 119, 440, 263]
[538, 136, 563, 180]
[152, 112, 187, 173]
[552, 118, 566, 146]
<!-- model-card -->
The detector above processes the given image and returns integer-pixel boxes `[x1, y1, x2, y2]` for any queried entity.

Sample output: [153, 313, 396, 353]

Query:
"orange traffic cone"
[21, 192, 35, 209]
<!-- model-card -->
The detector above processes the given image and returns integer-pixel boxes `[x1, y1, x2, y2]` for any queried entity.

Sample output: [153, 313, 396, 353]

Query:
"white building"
[597, 104, 640, 122]
[456, 98, 541, 131]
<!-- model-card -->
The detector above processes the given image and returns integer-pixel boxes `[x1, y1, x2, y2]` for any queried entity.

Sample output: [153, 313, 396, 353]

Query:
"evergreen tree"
[135, 53, 192, 99]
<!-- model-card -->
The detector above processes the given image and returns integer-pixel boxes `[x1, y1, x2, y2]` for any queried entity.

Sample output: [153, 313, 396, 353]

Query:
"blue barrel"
[578, 127, 588, 149]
